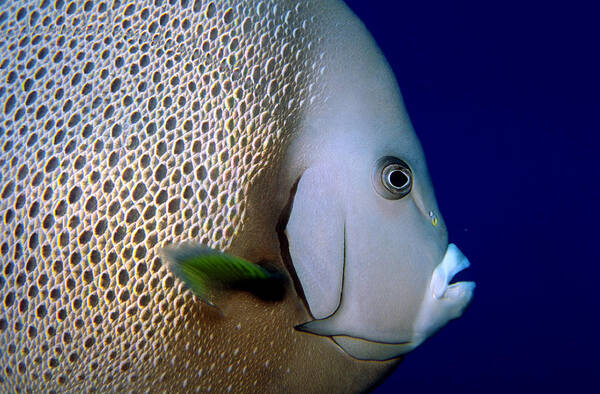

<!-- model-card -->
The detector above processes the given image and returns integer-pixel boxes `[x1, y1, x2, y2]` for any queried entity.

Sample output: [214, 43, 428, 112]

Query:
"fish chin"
[299, 244, 475, 362]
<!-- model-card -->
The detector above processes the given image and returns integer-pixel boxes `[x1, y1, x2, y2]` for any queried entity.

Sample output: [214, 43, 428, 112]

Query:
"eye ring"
[372, 156, 413, 200]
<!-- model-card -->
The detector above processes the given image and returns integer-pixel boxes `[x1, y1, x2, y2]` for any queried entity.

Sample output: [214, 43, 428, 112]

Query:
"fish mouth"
[430, 243, 475, 301]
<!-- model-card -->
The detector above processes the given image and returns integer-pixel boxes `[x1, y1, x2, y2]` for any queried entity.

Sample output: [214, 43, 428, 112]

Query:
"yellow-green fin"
[160, 244, 284, 308]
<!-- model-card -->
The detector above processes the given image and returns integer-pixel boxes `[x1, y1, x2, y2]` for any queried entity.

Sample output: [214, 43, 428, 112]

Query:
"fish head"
[282, 1, 475, 361]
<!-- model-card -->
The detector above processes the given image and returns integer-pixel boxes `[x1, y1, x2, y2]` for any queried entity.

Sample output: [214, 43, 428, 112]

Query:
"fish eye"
[372, 156, 413, 200]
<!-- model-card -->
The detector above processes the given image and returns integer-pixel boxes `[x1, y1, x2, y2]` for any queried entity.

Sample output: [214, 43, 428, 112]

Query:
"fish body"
[0, 0, 474, 392]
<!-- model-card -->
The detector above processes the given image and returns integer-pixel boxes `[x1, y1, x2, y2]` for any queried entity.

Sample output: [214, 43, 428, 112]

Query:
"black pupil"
[389, 170, 409, 189]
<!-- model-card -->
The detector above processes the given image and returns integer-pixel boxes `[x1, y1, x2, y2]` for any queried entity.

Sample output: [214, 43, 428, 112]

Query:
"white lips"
[431, 243, 473, 299]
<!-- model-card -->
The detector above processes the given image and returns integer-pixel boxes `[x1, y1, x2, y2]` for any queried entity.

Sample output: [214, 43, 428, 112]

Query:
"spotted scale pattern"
[0, 0, 326, 391]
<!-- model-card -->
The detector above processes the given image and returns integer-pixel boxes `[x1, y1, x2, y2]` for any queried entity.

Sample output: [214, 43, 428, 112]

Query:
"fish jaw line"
[331, 336, 414, 361]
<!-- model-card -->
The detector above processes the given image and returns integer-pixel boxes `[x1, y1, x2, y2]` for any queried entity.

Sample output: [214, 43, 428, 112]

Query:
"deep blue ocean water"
[343, 1, 599, 393]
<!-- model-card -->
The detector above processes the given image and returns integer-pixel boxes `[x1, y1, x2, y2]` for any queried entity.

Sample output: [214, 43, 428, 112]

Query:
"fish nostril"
[429, 211, 438, 226]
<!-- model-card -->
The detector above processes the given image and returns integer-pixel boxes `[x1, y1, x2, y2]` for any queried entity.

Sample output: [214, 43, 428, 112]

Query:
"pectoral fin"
[160, 244, 285, 309]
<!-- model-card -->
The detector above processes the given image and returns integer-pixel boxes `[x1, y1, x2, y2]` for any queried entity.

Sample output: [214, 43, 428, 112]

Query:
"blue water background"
[343, 1, 600, 392]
